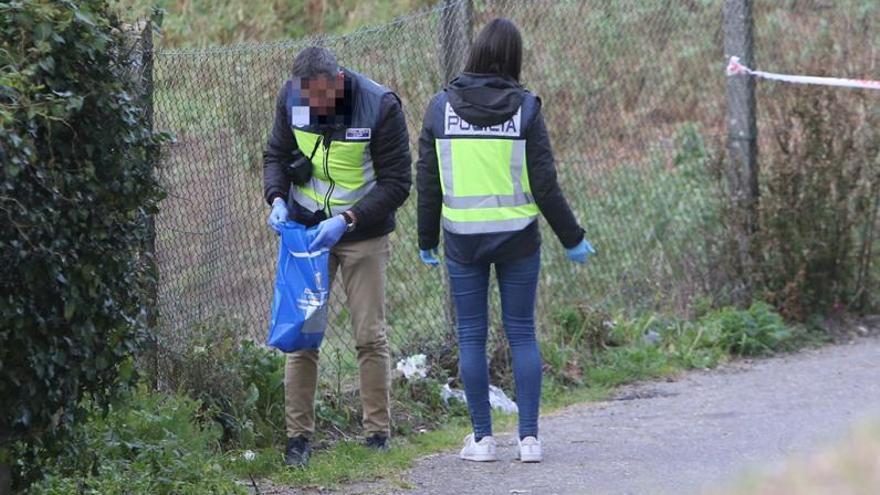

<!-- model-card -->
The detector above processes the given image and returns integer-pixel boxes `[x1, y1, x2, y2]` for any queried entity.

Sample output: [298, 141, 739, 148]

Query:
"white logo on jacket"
[346, 128, 371, 140]
[444, 102, 520, 137]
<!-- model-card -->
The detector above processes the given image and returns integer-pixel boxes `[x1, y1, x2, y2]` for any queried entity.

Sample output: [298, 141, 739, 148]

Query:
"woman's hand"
[419, 248, 440, 266]
[566, 239, 596, 264]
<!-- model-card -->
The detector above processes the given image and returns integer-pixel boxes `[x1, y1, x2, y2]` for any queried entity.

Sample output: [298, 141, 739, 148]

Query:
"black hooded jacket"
[416, 73, 584, 264]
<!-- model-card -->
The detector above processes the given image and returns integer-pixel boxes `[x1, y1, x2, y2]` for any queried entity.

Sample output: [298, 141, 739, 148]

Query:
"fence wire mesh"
[149, 0, 878, 385]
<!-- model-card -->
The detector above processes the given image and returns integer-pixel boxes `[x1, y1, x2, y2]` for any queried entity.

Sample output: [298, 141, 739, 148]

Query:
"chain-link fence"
[148, 0, 878, 386]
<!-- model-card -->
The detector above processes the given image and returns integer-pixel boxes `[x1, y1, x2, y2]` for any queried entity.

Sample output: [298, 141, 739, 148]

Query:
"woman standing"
[416, 18, 594, 463]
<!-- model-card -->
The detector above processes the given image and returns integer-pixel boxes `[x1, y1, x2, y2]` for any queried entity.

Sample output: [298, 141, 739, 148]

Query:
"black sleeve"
[416, 96, 442, 250]
[350, 93, 412, 228]
[525, 101, 585, 249]
[262, 83, 302, 205]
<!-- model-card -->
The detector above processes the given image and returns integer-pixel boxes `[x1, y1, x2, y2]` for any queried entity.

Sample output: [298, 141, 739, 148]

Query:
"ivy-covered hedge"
[0, 1, 164, 488]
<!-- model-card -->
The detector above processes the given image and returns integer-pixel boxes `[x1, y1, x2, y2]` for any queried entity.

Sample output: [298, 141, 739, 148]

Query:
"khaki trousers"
[284, 234, 391, 439]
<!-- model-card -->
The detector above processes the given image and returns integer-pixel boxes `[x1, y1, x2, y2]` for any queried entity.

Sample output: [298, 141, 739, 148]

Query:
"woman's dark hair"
[464, 18, 523, 82]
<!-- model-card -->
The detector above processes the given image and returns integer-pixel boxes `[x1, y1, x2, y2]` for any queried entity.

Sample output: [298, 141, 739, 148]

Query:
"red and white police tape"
[726, 56, 880, 91]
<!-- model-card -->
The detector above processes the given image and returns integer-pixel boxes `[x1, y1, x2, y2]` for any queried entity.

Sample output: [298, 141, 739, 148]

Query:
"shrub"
[756, 77, 879, 319]
[0, 0, 165, 488]
[236, 340, 287, 447]
[705, 8, 880, 320]
[701, 302, 793, 357]
[161, 318, 286, 448]
[27, 389, 244, 495]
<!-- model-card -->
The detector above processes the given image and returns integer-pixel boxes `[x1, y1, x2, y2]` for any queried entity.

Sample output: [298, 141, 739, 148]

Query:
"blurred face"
[299, 73, 344, 116]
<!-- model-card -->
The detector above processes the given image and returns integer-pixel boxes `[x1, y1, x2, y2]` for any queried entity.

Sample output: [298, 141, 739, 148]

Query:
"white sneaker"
[518, 436, 543, 463]
[459, 434, 497, 462]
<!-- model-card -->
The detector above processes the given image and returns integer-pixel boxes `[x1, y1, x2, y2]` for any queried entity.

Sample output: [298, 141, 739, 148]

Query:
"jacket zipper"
[321, 130, 335, 218]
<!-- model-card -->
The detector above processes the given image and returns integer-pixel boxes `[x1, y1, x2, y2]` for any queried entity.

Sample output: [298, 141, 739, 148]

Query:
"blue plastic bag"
[267, 222, 330, 352]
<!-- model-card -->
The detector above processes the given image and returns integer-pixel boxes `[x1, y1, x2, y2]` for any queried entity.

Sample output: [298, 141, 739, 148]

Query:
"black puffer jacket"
[263, 68, 412, 242]
[416, 73, 584, 264]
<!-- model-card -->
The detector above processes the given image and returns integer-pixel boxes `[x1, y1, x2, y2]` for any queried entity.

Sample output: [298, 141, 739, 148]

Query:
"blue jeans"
[447, 250, 542, 439]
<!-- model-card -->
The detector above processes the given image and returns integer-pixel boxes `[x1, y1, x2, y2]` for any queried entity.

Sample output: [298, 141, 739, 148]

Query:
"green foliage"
[27, 389, 244, 495]
[701, 302, 794, 357]
[541, 302, 796, 392]
[391, 375, 468, 437]
[587, 345, 674, 388]
[236, 341, 287, 446]
[656, 317, 727, 370]
[113, 0, 436, 47]
[162, 318, 286, 448]
[0, 0, 166, 487]
[542, 305, 613, 386]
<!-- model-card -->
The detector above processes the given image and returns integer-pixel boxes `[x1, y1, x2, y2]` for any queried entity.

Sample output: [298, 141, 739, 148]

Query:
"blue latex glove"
[308, 215, 347, 252]
[566, 238, 596, 264]
[267, 197, 288, 232]
[419, 248, 440, 266]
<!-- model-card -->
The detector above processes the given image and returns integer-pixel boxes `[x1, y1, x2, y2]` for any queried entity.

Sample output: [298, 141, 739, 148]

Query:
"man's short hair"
[292, 47, 338, 79]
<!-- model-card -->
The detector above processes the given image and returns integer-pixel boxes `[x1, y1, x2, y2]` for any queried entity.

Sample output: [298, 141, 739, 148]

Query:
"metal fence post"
[440, 0, 473, 84]
[438, 0, 472, 345]
[723, 0, 758, 305]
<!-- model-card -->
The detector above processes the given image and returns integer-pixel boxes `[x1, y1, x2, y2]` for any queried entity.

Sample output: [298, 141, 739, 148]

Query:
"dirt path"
[345, 336, 880, 495]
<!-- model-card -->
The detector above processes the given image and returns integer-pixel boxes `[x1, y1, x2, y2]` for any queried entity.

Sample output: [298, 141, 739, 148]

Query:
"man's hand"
[309, 215, 347, 252]
[268, 197, 289, 231]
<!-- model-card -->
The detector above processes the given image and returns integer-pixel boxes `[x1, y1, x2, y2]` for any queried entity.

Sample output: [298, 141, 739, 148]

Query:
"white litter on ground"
[396, 354, 428, 380]
[442, 384, 519, 414]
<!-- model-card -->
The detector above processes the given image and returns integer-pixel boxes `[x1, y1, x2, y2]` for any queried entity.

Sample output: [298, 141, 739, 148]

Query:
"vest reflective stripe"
[443, 217, 536, 235]
[443, 193, 534, 209]
[442, 202, 539, 222]
[437, 137, 539, 234]
[291, 179, 376, 216]
[291, 129, 375, 214]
